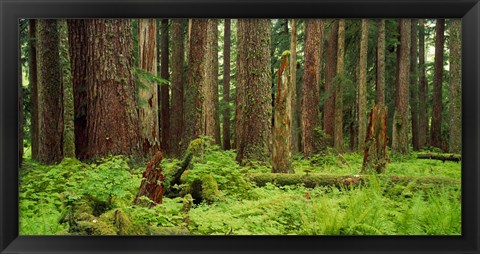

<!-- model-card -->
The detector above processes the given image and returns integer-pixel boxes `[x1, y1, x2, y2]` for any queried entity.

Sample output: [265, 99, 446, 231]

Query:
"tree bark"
[392, 19, 411, 155]
[84, 19, 141, 159]
[418, 19, 428, 149]
[36, 19, 64, 164]
[160, 19, 170, 154]
[273, 52, 293, 173]
[449, 19, 461, 153]
[410, 19, 420, 151]
[302, 19, 323, 156]
[134, 151, 166, 207]
[290, 19, 300, 153]
[376, 19, 386, 105]
[235, 19, 272, 163]
[362, 104, 388, 173]
[183, 19, 208, 153]
[222, 19, 232, 150]
[334, 19, 346, 153]
[29, 20, 39, 161]
[170, 19, 186, 156]
[324, 20, 338, 144]
[358, 19, 368, 153]
[138, 19, 160, 156]
[430, 19, 445, 150]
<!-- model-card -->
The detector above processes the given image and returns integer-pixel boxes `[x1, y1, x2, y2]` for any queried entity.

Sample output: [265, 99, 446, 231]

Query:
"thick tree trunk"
[362, 104, 388, 174]
[302, 19, 323, 157]
[160, 19, 170, 154]
[418, 19, 428, 149]
[324, 20, 338, 144]
[183, 19, 208, 152]
[134, 151, 166, 207]
[376, 19, 386, 105]
[273, 52, 293, 173]
[36, 20, 64, 164]
[212, 21, 221, 146]
[430, 19, 445, 150]
[358, 19, 368, 153]
[222, 19, 232, 150]
[67, 20, 88, 160]
[290, 19, 300, 153]
[138, 19, 160, 155]
[410, 20, 420, 151]
[392, 19, 411, 155]
[170, 19, 186, 156]
[449, 19, 461, 153]
[29, 20, 39, 161]
[235, 19, 272, 163]
[84, 19, 141, 159]
[334, 19, 346, 153]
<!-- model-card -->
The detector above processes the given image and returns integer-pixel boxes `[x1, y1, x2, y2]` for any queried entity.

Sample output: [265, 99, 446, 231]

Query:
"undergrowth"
[19, 143, 461, 235]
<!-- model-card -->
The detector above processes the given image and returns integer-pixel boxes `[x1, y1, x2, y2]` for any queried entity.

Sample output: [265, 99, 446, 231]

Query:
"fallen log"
[249, 173, 459, 190]
[417, 153, 461, 162]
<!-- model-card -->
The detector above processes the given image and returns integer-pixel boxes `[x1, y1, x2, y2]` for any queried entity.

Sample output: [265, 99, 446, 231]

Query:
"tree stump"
[134, 151, 165, 207]
[362, 104, 388, 173]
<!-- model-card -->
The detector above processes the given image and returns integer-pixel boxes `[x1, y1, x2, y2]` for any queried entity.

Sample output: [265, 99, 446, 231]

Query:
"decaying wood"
[134, 151, 166, 207]
[417, 153, 461, 162]
[362, 104, 388, 173]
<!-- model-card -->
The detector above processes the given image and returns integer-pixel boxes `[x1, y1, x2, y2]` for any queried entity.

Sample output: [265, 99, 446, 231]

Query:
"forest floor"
[19, 141, 461, 235]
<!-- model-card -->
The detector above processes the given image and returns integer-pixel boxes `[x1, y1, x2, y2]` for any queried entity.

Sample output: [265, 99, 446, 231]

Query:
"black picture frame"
[1, 0, 479, 253]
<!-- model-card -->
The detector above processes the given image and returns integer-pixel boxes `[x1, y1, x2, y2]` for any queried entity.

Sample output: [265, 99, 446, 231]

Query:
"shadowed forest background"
[19, 18, 461, 235]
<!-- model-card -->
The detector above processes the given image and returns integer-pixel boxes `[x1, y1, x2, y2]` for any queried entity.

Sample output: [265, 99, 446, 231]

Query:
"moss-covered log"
[417, 153, 461, 162]
[249, 173, 459, 189]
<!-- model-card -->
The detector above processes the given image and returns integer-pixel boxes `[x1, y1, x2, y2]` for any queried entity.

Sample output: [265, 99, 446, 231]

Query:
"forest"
[18, 18, 461, 235]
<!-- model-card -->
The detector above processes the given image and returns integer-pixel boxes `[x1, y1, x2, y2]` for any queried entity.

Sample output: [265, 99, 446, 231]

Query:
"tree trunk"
[302, 19, 323, 157]
[334, 19, 346, 153]
[362, 104, 388, 173]
[212, 21, 221, 146]
[36, 19, 64, 164]
[358, 19, 368, 153]
[376, 19, 386, 105]
[84, 19, 141, 159]
[170, 19, 186, 156]
[290, 19, 300, 153]
[160, 19, 170, 154]
[392, 19, 411, 155]
[324, 20, 338, 144]
[138, 19, 160, 156]
[59, 20, 75, 158]
[410, 20, 420, 151]
[449, 19, 461, 153]
[29, 20, 39, 161]
[430, 19, 445, 150]
[183, 19, 208, 152]
[222, 19, 232, 150]
[235, 19, 272, 164]
[418, 19, 428, 149]
[273, 52, 293, 173]
[134, 151, 166, 207]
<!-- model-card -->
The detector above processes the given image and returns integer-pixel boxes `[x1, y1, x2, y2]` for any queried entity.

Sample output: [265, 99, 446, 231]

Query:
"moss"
[100, 208, 144, 235]
[200, 174, 219, 204]
[148, 226, 190, 235]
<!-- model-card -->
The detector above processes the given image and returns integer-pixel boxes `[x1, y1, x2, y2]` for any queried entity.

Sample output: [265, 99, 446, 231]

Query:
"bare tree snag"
[134, 151, 166, 207]
[362, 104, 388, 173]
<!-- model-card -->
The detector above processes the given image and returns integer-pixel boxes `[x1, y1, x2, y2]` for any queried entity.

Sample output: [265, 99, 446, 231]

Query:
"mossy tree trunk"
[290, 19, 300, 153]
[235, 19, 272, 164]
[222, 19, 232, 150]
[334, 19, 346, 153]
[449, 19, 461, 153]
[67, 19, 88, 160]
[36, 19, 64, 164]
[170, 19, 186, 156]
[418, 19, 428, 149]
[430, 19, 445, 150]
[358, 19, 368, 153]
[160, 19, 170, 154]
[29, 20, 39, 161]
[362, 104, 388, 173]
[138, 19, 160, 155]
[392, 19, 411, 155]
[410, 20, 420, 151]
[273, 52, 293, 173]
[183, 19, 208, 153]
[84, 19, 141, 159]
[376, 19, 386, 105]
[302, 19, 323, 157]
[324, 20, 338, 145]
